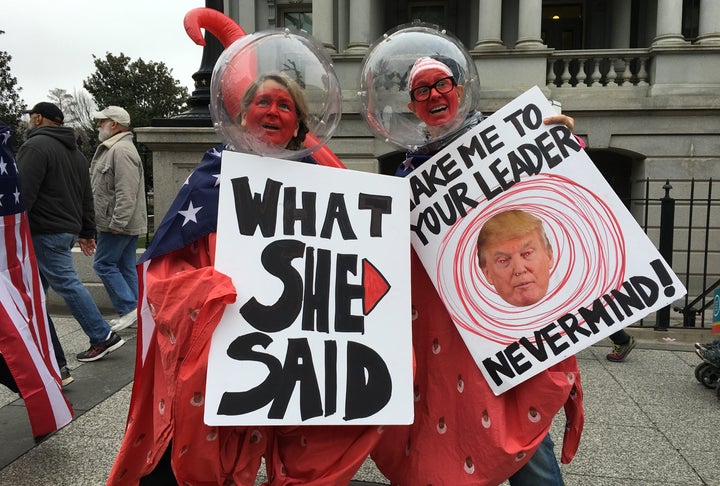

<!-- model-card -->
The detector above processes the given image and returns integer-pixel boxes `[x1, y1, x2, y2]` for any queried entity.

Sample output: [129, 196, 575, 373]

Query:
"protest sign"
[410, 86, 686, 394]
[205, 152, 413, 425]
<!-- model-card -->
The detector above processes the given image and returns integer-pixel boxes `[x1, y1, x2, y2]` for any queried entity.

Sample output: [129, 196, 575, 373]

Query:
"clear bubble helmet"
[211, 29, 342, 160]
[359, 24, 481, 151]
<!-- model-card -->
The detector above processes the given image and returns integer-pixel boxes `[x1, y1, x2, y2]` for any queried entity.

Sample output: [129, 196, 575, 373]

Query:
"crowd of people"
[0, 10, 659, 485]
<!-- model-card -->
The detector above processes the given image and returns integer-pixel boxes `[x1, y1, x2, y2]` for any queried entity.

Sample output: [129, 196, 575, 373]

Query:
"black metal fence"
[628, 178, 719, 329]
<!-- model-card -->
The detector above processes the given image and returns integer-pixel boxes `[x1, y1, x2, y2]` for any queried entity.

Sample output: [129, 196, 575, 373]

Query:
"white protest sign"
[410, 86, 686, 395]
[205, 151, 413, 425]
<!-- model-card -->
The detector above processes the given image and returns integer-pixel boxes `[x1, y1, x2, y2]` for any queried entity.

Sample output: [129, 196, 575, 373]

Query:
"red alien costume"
[108, 9, 583, 486]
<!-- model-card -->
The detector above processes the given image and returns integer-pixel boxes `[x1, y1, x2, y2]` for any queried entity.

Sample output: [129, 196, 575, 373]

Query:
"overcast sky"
[2, 0, 206, 107]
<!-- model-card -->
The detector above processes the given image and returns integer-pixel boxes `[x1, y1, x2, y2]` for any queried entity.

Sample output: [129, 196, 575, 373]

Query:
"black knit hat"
[25, 102, 64, 124]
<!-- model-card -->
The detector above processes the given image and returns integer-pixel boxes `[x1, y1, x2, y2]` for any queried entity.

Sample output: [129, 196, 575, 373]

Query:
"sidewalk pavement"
[0, 316, 717, 486]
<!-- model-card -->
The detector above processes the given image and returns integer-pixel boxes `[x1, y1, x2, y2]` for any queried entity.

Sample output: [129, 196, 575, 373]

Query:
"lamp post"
[152, 0, 224, 127]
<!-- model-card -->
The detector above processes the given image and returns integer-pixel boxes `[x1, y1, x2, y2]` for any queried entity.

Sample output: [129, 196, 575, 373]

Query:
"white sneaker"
[110, 310, 137, 331]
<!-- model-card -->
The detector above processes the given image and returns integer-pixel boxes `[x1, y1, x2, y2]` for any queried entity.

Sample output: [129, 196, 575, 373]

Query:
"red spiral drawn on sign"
[435, 173, 626, 345]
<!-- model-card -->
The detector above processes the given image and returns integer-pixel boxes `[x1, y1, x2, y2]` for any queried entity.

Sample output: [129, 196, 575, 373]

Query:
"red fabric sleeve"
[108, 235, 265, 485]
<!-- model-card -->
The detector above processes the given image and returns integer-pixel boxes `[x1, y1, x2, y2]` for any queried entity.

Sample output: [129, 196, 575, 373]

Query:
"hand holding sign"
[360, 24, 587, 486]
[109, 18, 407, 485]
[410, 86, 686, 394]
[207, 153, 412, 425]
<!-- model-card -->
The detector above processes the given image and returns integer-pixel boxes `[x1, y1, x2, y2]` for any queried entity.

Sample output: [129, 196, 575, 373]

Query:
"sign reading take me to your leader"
[410, 86, 686, 395]
[205, 153, 413, 425]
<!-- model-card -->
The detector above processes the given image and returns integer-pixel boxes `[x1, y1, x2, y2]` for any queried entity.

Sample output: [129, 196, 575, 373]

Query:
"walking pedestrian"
[90, 106, 147, 332]
[17, 102, 124, 363]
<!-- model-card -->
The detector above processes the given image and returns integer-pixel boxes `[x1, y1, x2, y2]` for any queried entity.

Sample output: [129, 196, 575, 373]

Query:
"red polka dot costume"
[107, 149, 382, 485]
[370, 252, 584, 485]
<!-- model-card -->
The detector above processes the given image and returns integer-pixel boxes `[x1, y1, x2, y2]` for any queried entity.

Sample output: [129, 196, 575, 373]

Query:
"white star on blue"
[178, 201, 203, 227]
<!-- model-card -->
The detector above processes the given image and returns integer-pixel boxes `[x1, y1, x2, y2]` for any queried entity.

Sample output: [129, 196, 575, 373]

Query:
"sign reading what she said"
[410, 86, 686, 395]
[205, 152, 413, 425]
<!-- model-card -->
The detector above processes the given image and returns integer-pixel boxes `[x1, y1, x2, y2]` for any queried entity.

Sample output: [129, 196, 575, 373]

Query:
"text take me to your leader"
[409, 86, 686, 395]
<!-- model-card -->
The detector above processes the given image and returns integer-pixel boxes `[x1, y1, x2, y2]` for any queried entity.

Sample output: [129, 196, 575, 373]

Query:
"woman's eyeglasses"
[410, 76, 457, 102]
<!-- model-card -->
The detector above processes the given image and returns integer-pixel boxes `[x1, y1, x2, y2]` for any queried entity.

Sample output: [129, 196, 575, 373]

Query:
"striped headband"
[408, 57, 453, 89]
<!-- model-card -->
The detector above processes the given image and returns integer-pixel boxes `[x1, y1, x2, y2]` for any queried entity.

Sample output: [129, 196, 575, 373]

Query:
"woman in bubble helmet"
[359, 24, 584, 486]
[108, 9, 380, 486]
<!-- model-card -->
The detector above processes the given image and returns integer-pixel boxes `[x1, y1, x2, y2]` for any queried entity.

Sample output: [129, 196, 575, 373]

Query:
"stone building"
[138, 0, 719, 320]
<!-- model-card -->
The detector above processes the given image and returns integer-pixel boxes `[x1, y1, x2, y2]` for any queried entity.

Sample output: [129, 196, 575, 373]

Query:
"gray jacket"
[90, 131, 147, 235]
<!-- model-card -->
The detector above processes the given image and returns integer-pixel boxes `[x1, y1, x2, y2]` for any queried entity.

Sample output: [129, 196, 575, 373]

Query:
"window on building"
[277, 4, 313, 33]
[682, 0, 700, 40]
[541, 3, 583, 50]
[408, 1, 447, 27]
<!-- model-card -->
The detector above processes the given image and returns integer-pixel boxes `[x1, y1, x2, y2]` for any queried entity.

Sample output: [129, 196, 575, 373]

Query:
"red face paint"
[243, 80, 299, 148]
[408, 68, 460, 127]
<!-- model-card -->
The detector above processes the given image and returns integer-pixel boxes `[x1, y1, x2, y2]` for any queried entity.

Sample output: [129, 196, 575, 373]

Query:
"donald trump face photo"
[476, 210, 554, 307]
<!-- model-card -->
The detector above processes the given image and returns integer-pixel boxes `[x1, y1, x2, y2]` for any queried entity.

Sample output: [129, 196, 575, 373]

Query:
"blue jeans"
[509, 433, 563, 486]
[93, 232, 139, 316]
[33, 233, 111, 346]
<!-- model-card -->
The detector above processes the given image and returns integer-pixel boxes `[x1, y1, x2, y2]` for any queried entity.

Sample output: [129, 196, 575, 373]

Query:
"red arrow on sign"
[362, 258, 391, 315]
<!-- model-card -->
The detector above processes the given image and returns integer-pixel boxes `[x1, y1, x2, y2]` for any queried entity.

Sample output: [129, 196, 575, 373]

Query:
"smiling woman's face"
[241, 79, 300, 148]
[407, 68, 464, 128]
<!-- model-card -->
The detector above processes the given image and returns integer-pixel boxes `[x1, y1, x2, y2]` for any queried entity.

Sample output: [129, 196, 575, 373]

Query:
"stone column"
[653, 0, 686, 45]
[337, 0, 350, 52]
[225, 0, 255, 32]
[345, 0, 383, 53]
[474, 0, 504, 49]
[313, 0, 337, 52]
[515, 0, 544, 49]
[697, 0, 720, 44]
[610, 0, 632, 48]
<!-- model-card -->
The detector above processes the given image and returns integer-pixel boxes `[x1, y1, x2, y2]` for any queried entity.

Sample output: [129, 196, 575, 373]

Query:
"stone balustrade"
[547, 49, 651, 88]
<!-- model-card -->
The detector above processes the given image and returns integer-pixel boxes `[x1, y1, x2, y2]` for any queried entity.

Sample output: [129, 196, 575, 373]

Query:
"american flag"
[133, 145, 333, 368]
[134, 145, 225, 367]
[0, 122, 73, 437]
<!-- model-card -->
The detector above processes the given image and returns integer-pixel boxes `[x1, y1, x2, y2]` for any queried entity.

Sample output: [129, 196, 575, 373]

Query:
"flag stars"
[14, 187, 21, 204]
[0, 157, 7, 175]
[178, 201, 202, 227]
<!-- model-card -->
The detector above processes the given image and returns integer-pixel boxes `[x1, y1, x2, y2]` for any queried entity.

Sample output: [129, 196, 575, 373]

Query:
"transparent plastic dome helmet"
[210, 28, 342, 160]
[359, 23, 481, 151]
